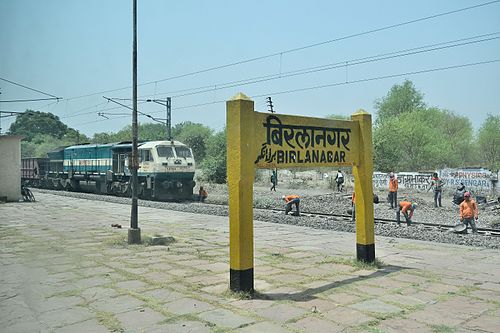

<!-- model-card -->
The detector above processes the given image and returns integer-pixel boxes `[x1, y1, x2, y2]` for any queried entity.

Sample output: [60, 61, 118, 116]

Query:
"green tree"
[91, 123, 166, 143]
[373, 108, 455, 171]
[374, 80, 425, 125]
[91, 132, 114, 144]
[21, 134, 83, 158]
[173, 122, 213, 162]
[477, 114, 500, 170]
[8, 110, 70, 141]
[139, 123, 168, 141]
[373, 117, 404, 172]
[63, 128, 89, 144]
[372, 81, 479, 171]
[397, 109, 441, 171]
[200, 128, 226, 183]
[432, 109, 474, 167]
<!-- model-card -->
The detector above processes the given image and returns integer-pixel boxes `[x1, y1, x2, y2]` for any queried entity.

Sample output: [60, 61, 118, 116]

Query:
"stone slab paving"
[0, 192, 499, 333]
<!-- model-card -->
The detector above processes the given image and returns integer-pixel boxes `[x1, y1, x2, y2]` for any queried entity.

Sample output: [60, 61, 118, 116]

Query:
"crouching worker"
[198, 186, 208, 202]
[459, 191, 478, 233]
[283, 195, 300, 216]
[396, 201, 416, 226]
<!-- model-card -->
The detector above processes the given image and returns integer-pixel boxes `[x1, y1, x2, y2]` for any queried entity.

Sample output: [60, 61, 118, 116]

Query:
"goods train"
[21, 140, 196, 200]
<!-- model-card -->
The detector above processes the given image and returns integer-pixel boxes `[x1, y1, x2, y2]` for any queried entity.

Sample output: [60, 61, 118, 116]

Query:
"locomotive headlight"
[162, 180, 173, 189]
[176, 181, 183, 188]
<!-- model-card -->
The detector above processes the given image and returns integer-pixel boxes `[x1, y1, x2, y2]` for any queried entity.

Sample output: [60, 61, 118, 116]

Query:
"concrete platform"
[1, 192, 499, 332]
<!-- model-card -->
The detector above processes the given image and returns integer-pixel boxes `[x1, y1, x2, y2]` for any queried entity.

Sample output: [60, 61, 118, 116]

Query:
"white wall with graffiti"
[373, 168, 499, 195]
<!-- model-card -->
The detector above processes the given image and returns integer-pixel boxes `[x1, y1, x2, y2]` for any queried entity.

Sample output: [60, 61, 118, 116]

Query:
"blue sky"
[1, 0, 499, 137]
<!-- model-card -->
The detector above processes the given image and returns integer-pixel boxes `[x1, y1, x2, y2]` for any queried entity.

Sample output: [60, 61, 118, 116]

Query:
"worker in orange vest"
[282, 195, 300, 216]
[459, 191, 478, 233]
[388, 172, 398, 209]
[397, 201, 417, 226]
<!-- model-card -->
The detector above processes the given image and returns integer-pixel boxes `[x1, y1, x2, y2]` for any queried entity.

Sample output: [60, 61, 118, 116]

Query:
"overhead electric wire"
[0, 97, 61, 103]
[103, 32, 500, 105]
[0, 77, 61, 99]
[62, 0, 500, 102]
[102, 97, 166, 124]
[60, 33, 500, 121]
[250, 59, 500, 99]
[168, 34, 500, 99]
[72, 58, 500, 129]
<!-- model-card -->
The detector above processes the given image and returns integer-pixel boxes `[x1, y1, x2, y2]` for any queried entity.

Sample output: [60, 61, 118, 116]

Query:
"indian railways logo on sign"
[253, 113, 359, 168]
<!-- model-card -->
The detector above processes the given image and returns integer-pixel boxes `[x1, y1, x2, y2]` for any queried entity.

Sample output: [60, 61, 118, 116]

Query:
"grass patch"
[260, 252, 291, 264]
[321, 256, 384, 270]
[357, 323, 388, 333]
[195, 249, 215, 260]
[48, 288, 82, 298]
[431, 324, 455, 333]
[96, 311, 123, 332]
[223, 289, 253, 300]
[103, 234, 128, 247]
[457, 285, 478, 296]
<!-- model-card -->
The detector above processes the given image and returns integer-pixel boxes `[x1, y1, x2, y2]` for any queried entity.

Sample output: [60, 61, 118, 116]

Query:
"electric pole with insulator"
[266, 97, 278, 185]
[266, 96, 274, 113]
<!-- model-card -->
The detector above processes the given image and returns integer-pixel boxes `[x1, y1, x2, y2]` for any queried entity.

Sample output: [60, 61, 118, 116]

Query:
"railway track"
[288, 209, 500, 237]
[204, 201, 500, 237]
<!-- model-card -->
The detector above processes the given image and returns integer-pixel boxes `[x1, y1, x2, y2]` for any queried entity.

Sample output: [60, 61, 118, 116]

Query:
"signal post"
[226, 93, 375, 293]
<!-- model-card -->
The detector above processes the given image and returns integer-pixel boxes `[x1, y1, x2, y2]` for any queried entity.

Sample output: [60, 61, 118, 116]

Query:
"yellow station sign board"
[253, 112, 360, 169]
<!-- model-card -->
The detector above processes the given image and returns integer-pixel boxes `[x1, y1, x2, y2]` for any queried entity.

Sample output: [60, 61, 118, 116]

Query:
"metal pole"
[166, 97, 171, 140]
[128, 0, 141, 243]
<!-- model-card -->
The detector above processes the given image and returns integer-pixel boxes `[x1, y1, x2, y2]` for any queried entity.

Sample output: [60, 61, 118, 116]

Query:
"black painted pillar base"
[356, 243, 375, 263]
[230, 268, 254, 293]
[128, 228, 141, 244]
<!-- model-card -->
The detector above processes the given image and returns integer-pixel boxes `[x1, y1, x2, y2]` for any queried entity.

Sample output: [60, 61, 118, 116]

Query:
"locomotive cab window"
[140, 149, 154, 162]
[175, 146, 192, 158]
[157, 146, 175, 158]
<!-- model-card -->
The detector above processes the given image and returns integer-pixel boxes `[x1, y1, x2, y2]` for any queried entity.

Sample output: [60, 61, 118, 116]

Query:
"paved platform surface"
[1, 192, 499, 333]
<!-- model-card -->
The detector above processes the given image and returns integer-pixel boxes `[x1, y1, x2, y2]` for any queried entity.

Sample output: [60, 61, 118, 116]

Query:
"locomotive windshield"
[175, 146, 192, 158]
[156, 146, 175, 158]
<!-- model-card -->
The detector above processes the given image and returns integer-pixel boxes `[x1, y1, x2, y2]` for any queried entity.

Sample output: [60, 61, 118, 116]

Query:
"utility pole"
[266, 96, 274, 113]
[166, 97, 171, 140]
[145, 98, 172, 140]
[128, 0, 141, 244]
[266, 97, 277, 186]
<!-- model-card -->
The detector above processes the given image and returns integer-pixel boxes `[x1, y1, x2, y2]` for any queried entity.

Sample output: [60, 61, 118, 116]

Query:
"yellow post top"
[229, 92, 252, 101]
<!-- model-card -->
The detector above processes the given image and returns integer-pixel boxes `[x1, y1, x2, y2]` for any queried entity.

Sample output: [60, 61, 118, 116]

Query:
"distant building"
[0, 135, 23, 202]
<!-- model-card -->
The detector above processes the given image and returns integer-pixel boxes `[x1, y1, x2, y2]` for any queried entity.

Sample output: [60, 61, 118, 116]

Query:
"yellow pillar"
[351, 110, 375, 262]
[226, 93, 255, 292]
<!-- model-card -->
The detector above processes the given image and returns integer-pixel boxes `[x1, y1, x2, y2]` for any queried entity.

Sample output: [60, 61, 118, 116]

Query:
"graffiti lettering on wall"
[373, 172, 432, 190]
[374, 168, 498, 193]
[440, 168, 493, 190]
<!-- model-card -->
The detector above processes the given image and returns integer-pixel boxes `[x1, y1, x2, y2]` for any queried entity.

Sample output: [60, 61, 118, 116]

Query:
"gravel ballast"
[32, 187, 500, 250]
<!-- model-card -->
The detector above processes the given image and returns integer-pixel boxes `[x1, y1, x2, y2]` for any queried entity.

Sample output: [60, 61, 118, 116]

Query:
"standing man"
[428, 172, 445, 207]
[396, 201, 417, 226]
[459, 191, 478, 233]
[334, 170, 344, 192]
[283, 195, 300, 216]
[198, 186, 208, 202]
[270, 170, 277, 191]
[388, 172, 398, 209]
